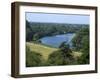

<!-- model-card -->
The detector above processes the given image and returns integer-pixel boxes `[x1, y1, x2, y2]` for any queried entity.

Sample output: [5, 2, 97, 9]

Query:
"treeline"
[72, 27, 89, 64]
[26, 20, 89, 42]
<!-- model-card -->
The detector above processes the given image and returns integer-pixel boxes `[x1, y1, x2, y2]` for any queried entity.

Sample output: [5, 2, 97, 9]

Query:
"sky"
[26, 12, 89, 24]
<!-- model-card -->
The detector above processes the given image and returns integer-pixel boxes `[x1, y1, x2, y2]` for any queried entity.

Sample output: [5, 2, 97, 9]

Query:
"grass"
[26, 42, 83, 62]
[26, 42, 58, 60]
[71, 51, 83, 58]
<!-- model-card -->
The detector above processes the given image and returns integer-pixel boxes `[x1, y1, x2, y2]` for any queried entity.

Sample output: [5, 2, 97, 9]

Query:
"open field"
[26, 42, 58, 60]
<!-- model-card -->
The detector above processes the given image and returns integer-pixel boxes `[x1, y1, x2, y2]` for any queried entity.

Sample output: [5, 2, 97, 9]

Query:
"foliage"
[59, 42, 72, 59]
[47, 43, 76, 66]
[26, 20, 33, 41]
[77, 35, 89, 64]
[72, 27, 89, 64]
[47, 50, 65, 65]
[26, 46, 43, 67]
[26, 21, 89, 42]
[26, 20, 90, 66]
[72, 27, 89, 50]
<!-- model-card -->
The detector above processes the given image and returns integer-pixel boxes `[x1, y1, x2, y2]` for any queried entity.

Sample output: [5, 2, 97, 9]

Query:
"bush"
[26, 46, 43, 67]
[59, 42, 72, 59]
[47, 49, 76, 66]
[72, 27, 89, 51]
[72, 27, 89, 64]
[47, 50, 66, 66]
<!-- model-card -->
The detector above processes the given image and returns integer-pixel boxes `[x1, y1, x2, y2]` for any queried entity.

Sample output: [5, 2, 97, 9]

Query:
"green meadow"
[26, 42, 58, 61]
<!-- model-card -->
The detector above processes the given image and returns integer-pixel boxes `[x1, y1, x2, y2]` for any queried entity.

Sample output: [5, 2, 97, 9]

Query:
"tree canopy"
[26, 20, 89, 42]
[72, 27, 89, 64]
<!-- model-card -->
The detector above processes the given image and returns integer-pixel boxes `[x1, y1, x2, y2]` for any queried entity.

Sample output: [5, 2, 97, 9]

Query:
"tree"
[72, 27, 89, 51]
[26, 21, 88, 42]
[59, 42, 72, 59]
[72, 27, 89, 64]
[47, 50, 65, 66]
[26, 46, 43, 67]
[32, 33, 40, 41]
[26, 20, 33, 41]
[77, 35, 89, 64]
[47, 42, 75, 65]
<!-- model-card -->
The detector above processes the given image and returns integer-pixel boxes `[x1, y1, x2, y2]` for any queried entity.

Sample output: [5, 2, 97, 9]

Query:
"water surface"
[40, 33, 75, 48]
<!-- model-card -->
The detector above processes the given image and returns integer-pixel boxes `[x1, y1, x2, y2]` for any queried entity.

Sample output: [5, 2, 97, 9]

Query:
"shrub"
[26, 46, 43, 67]
[47, 50, 65, 66]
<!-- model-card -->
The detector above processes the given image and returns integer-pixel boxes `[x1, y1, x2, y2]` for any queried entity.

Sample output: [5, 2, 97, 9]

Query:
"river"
[40, 33, 75, 48]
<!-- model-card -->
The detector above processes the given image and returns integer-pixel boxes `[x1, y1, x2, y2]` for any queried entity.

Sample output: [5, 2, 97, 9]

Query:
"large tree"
[26, 46, 43, 67]
[72, 27, 89, 64]
[47, 42, 74, 66]
[72, 27, 89, 51]
[26, 20, 33, 41]
[59, 42, 72, 59]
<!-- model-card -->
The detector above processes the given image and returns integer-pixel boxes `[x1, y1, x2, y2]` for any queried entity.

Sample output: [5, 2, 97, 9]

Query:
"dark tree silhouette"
[59, 42, 72, 59]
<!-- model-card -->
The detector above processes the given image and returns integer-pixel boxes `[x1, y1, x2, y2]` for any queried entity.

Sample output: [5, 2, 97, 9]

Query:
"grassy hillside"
[26, 42, 84, 67]
[26, 42, 58, 60]
[26, 42, 82, 61]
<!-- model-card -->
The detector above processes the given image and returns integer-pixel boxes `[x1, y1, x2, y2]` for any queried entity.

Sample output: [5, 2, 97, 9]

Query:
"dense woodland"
[26, 20, 89, 67]
[26, 20, 88, 42]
